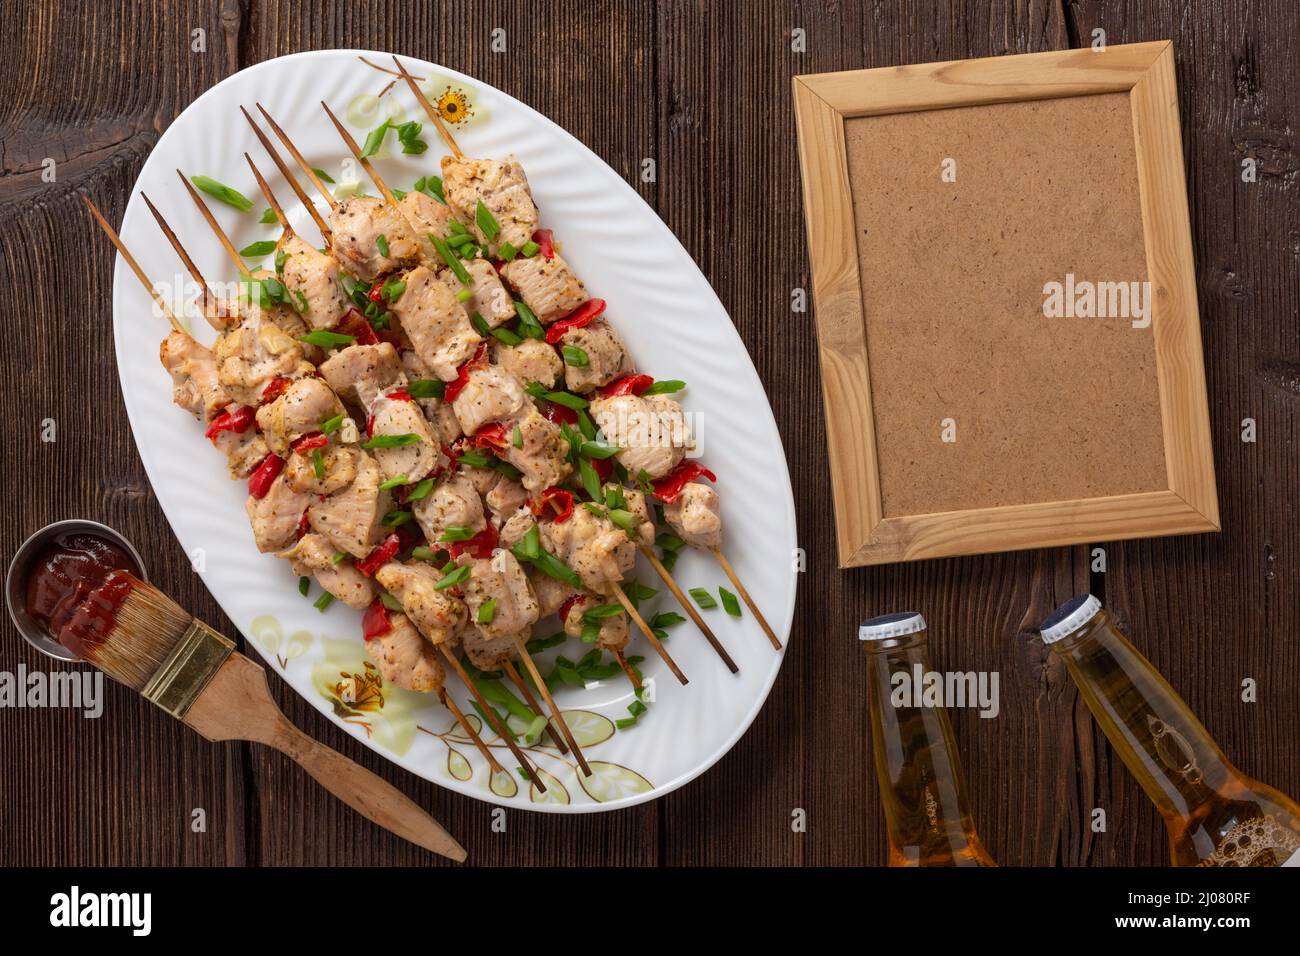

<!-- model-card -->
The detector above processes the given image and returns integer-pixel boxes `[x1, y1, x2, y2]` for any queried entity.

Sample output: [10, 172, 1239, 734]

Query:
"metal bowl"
[5, 519, 148, 662]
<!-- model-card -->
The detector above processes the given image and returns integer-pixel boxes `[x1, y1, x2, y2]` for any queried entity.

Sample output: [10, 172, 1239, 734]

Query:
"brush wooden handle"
[183, 653, 467, 862]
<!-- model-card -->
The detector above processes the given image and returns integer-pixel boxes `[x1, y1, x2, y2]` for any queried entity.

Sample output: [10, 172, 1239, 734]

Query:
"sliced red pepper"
[545, 298, 607, 344]
[247, 453, 285, 499]
[365, 413, 376, 438]
[290, 431, 329, 454]
[259, 376, 293, 406]
[386, 386, 413, 402]
[491, 258, 507, 275]
[531, 486, 575, 523]
[355, 532, 401, 577]
[448, 523, 499, 560]
[362, 598, 393, 639]
[368, 283, 385, 303]
[296, 510, 311, 539]
[597, 373, 654, 399]
[650, 460, 717, 504]
[204, 404, 256, 442]
[335, 308, 380, 346]
[558, 593, 586, 623]
[540, 401, 578, 426]
[443, 341, 488, 404]
[591, 456, 613, 484]
[473, 422, 510, 453]
[532, 228, 555, 260]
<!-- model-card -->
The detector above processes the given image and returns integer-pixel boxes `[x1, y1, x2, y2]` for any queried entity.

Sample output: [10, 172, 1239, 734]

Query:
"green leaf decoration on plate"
[529, 769, 570, 805]
[561, 709, 616, 747]
[248, 615, 282, 656]
[446, 747, 472, 782]
[442, 713, 482, 742]
[490, 769, 519, 798]
[578, 762, 654, 803]
[283, 629, 313, 661]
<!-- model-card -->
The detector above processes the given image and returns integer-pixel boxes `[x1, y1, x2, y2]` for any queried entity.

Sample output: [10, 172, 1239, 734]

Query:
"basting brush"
[73, 570, 466, 862]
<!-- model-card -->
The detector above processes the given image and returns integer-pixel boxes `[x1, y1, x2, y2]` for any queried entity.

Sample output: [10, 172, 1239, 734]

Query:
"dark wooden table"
[2, 0, 1296, 867]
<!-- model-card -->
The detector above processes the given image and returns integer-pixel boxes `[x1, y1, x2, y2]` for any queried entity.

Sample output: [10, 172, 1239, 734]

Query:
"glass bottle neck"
[1050, 611, 1235, 818]
[863, 632, 993, 866]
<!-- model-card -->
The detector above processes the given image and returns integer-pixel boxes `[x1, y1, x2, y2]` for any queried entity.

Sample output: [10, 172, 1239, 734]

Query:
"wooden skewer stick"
[176, 169, 246, 273]
[391, 55, 463, 159]
[319, 100, 400, 207]
[81, 195, 184, 334]
[240, 105, 333, 242]
[140, 193, 213, 299]
[438, 688, 505, 776]
[711, 548, 782, 650]
[438, 645, 545, 791]
[500, 657, 570, 757]
[359, 54, 424, 80]
[256, 103, 339, 211]
[611, 583, 688, 685]
[613, 649, 642, 691]
[508, 635, 591, 777]
[640, 546, 738, 673]
[244, 152, 293, 236]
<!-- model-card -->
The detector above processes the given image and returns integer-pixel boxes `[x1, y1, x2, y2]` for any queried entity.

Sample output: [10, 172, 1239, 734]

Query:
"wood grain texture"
[0, 0, 1296, 868]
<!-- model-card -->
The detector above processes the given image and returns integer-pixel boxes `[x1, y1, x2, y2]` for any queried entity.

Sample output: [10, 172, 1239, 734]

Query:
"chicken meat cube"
[365, 611, 444, 693]
[279, 235, 349, 330]
[457, 550, 539, 639]
[559, 319, 633, 394]
[484, 474, 528, 524]
[320, 342, 407, 411]
[617, 486, 657, 547]
[279, 533, 375, 608]
[439, 258, 515, 328]
[413, 471, 486, 544]
[213, 315, 313, 406]
[462, 624, 526, 671]
[401, 349, 463, 443]
[389, 266, 480, 381]
[530, 569, 574, 618]
[450, 362, 527, 436]
[375, 561, 467, 644]
[245, 475, 309, 553]
[398, 189, 458, 264]
[283, 444, 360, 496]
[367, 393, 441, 482]
[504, 406, 572, 494]
[538, 505, 636, 595]
[330, 195, 419, 281]
[198, 291, 242, 333]
[255, 377, 345, 457]
[492, 337, 562, 389]
[589, 394, 692, 481]
[664, 481, 723, 550]
[441, 155, 540, 250]
[496, 506, 537, 550]
[213, 426, 269, 479]
[502, 253, 588, 325]
[160, 332, 230, 421]
[308, 454, 388, 558]
[563, 592, 629, 652]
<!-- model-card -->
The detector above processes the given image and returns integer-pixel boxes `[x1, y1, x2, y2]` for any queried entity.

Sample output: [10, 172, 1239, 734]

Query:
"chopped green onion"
[448, 220, 467, 235]
[607, 509, 639, 536]
[435, 565, 471, 590]
[498, 241, 517, 261]
[298, 575, 310, 596]
[407, 478, 435, 501]
[524, 382, 589, 410]
[298, 330, 356, 348]
[532, 549, 582, 589]
[430, 234, 471, 284]
[406, 378, 445, 399]
[240, 240, 278, 258]
[656, 532, 685, 552]
[584, 603, 624, 621]
[360, 120, 391, 158]
[382, 510, 413, 527]
[381, 277, 406, 302]
[313, 592, 335, 612]
[191, 175, 253, 212]
[512, 425, 523, 449]
[475, 199, 500, 240]
[411, 545, 437, 562]
[312, 166, 335, 184]
[457, 287, 475, 302]
[361, 433, 421, 449]
[439, 526, 475, 542]
[649, 611, 687, 631]
[511, 524, 542, 562]
[274, 249, 288, 274]
[331, 551, 348, 565]
[311, 448, 325, 480]
[579, 457, 601, 502]
[720, 587, 742, 618]
[580, 438, 619, 459]
[520, 240, 539, 258]
[562, 345, 589, 367]
[320, 413, 345, 435]
[469, 311, 490, 335]
[689, 588, 718, 610]
[491, 325, 522, 347]
[514, 301, 544, 339]
[526, 632, 566, 653]
[577, 409, 597, 441]
[259, 208, 278, 224]
[395, 120, 427, 154]
[375, 234, 390, 258]
[380, 592, 404, 611]
[642, 379, 686, 396]
[455, 448, 491, 468]
[378, 474, 409, 491]
[477, 598, 497, 625]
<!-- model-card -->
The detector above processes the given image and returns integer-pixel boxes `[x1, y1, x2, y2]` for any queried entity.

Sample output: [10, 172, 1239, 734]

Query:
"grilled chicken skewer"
[102, 197, 522, 786]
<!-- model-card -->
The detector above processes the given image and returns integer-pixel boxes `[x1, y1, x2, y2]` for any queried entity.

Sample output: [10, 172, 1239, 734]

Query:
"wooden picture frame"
[794, 41, 1219, 568]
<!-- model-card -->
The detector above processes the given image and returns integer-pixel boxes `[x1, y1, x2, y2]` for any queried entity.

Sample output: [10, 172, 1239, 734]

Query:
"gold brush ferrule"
[141, 618, 235, 719]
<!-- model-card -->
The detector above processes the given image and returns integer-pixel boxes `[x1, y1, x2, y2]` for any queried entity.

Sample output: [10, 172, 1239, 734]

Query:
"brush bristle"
[85, 577, 195, 691]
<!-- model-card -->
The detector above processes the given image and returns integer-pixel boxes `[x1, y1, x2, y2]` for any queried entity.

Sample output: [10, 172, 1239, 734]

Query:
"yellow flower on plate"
[311, 637, 423, 757]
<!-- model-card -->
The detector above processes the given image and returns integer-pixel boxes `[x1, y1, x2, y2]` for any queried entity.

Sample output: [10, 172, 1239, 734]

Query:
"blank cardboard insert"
[843, 92, 1167, 517]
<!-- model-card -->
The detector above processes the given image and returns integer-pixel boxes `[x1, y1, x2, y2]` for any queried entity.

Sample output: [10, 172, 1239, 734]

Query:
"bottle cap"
[859, 611, 926, 641]
[1039, 594, 1102, 644]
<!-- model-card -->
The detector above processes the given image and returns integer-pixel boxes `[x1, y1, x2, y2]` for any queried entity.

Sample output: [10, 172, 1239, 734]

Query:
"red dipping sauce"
[23, 532, 143, 658]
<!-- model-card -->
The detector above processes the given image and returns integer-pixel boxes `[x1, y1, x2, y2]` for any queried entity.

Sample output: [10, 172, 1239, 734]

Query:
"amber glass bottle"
[861, 612, 996, 866]
[1041, 595, 1300, 866]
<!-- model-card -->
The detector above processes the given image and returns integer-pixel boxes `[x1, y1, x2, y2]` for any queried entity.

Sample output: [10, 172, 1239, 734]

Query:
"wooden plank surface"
[0, 0, 1296, 867]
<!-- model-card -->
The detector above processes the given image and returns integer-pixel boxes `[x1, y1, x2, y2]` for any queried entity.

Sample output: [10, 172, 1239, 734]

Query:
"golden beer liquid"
[863, 627, 996, 867]
[1049, 606, 1300, 866]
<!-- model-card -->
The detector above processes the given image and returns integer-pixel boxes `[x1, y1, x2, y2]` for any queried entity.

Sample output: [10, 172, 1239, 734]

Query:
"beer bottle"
[860, 612, 996, 866]
[1040, 594, 1300, 866]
